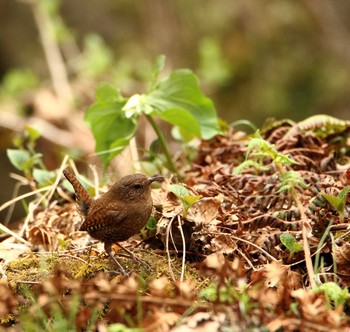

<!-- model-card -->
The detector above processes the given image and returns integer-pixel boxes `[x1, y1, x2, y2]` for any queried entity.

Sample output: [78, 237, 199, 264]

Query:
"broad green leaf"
[84, 100, 137, 169]
[157, 108, 201, 139]
[7, 149, 31, 171]
[95, 83, 124, 103]
[169, 184, 191, 198]
[146, 69, 221, 139]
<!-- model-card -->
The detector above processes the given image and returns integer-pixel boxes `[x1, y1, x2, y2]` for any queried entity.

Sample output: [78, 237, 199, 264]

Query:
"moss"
[0, 313, 16, 328]
[4, 249, 207, 294]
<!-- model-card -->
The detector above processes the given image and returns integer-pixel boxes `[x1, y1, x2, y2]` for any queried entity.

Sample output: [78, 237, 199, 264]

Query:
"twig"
[230, 234, 279, 262]
[3, 181, 23, 225]
[0, 185, 51, 212]
[236, 247, 256, 270]
[177, 215, 186, 284]
[212, 231, 279, 262]
[0, 223, 30, 245]
[165, 215, 177, 281]
[29, 0, 73, 102]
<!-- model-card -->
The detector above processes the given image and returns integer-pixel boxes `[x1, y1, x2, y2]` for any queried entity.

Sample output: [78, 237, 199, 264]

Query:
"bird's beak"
[148, 175, 165, 183]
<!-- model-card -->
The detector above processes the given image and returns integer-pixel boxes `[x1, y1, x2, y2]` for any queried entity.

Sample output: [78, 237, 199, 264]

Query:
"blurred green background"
[1, 0, 350, 221]
[1, 0, 350, 123]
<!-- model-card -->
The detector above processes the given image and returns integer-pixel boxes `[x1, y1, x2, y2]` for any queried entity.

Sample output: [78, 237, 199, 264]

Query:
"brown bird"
[63, 168, 164, 275]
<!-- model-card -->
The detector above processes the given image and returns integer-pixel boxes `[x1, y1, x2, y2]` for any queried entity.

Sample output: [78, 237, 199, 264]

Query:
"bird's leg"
[104, 242, 128, 276]
[117, 242, 151, 270]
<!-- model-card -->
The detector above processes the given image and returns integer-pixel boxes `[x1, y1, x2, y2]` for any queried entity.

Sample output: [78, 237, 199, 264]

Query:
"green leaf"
[84, 100, 137, 169]
[169, 184, 201, 217]
[7, 149, 31, 171]
[25, 125, 41, 142]
[146, 69, 221, 139]
[146, 216, 158, 231]
[338, 185, 350, 201]
[149, 139, 160, 154]
[151, 54, 166, 87]
[169, 184, 191, 198]
[183, 195, 202, 206]
[322, 194, 342, 211]
[157, 108, 201, 139]
[280, 232, 296, 252]
[95, 82, 124, 103]
[33, 168, 56, 186]
[183, 195, 202, 215]
[280, 233, 302, 253]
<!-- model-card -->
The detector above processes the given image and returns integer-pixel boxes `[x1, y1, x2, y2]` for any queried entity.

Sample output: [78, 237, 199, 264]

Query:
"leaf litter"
[0, 117, 350, 331]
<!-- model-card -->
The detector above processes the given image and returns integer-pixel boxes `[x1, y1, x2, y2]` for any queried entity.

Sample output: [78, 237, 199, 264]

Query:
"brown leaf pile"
[1, 116, 350, 331]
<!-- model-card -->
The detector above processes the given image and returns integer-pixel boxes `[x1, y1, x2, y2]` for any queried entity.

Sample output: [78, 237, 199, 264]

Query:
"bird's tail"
[63, 168, 93, 216]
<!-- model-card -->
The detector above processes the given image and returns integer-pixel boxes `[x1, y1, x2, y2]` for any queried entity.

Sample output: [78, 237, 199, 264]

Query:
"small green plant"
[235, 130, 315, 287]
[84, 55, 222, 174]
[6, 126, 56, 185]
[312, 282, 349, 310]
[234, 131, 309, 191]
[199, 280, 254, 315]
[245, 130, 297, 166]
[321, 186, 350, 223]
[280, 232, 303, 259]
[20, 288, 100, 332]
[168, 184, 202, 218]
[234, 130, 297, 175]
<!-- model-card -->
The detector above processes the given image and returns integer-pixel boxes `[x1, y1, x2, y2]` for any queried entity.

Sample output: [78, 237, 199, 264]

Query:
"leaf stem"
[145, 114, 180, 177]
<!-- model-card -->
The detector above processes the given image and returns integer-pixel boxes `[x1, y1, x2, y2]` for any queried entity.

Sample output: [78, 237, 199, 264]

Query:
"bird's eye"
[133, 183, 143, 189]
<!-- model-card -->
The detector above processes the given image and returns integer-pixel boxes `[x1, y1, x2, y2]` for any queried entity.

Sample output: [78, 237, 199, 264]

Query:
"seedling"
[322, 185, 350, 223]
[168, 184, 202, 218]
[280, 232, 303, 259]
[312, 282, 349, 310]
[7, 126, 56, 186]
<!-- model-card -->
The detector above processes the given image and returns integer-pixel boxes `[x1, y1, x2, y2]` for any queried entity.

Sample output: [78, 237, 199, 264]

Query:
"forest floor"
[1, 115, 350, 332]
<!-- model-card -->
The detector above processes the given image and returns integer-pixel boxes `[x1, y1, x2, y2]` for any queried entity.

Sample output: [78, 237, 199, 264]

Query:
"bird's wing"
[80, 203, 127, 231]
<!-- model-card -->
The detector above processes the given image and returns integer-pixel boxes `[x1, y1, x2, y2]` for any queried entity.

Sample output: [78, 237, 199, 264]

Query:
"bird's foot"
[129, 252, 151, 270]
[118, 244, 151, 271]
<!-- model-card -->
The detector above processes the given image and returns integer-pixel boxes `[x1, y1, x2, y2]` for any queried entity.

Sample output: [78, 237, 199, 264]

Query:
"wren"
[63, 168, 164, 275]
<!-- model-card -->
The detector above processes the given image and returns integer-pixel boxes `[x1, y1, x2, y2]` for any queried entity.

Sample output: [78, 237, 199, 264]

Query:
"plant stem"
[292, 187, 316, 288]
[276, 163, 316, 288]
[145, 114, 180, 177]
